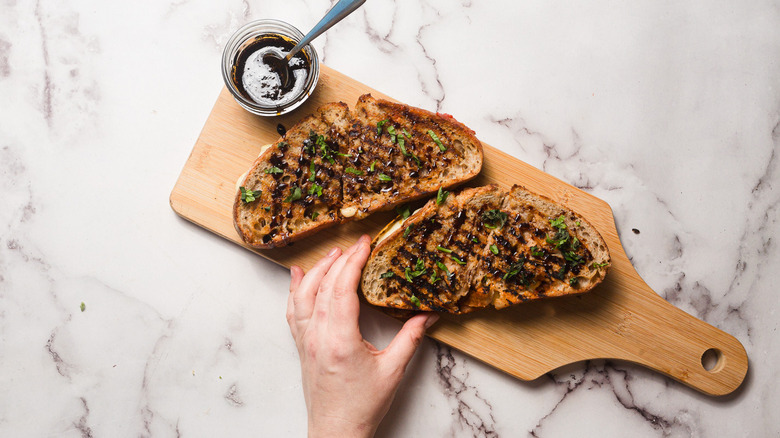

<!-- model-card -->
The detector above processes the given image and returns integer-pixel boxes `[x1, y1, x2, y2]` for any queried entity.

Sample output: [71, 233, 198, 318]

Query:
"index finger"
[329, 235, 371, 335]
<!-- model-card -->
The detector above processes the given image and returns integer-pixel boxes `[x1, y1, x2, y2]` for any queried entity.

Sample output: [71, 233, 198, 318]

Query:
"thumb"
[383, 313, 439, 371]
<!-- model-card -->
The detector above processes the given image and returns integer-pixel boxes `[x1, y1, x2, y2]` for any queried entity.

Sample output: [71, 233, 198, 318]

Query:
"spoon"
[267, 0, 366, 88]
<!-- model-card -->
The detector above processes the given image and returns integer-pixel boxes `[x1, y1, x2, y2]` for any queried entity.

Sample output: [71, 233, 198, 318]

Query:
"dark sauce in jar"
[230, 33, 311, 107]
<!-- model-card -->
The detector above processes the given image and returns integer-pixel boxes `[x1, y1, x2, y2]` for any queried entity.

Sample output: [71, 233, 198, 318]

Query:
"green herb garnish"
[403, 128, 412, 139]
[427, 129, 446, 151]
[309, 161, 316, 181]
[490, 244, 499, 255]
[264, 166, 283, 174]
[404, 259, 427, 282]
[387, 125, 397, 143]
[436, 187, 449, 205]
[336, 152, 352, 158]
[284, 186, 302, 203]
[530, 246, 545, 257]
[80, 302, 86, 312]
[482, 209, 508, 229]
[311, 211, 320, 220]
[550, 215, 567, 230]
[436, 246, 452, 253]
[377, 119, 388, 135]
[410, 295, 422, 308]
[240, 186, 259, 203]
[450, 255, 466, 265]
[345, 167, 364, 176]
[380, 271, 394, 279]
[369, 160, 377, 172]
[308, 183, 323, 197]
[591, 262, 609, 269]
[403, 225, 413, 238]
[436, 261, 449, 273]
[503, 257, 529, 284]
[569, 277, 579, 286]
[396, 205, 411, 219]
[378, 173, 392, 182]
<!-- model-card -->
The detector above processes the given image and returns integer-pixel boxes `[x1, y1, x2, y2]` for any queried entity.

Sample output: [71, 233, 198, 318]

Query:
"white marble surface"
[1, 0, 778, 436]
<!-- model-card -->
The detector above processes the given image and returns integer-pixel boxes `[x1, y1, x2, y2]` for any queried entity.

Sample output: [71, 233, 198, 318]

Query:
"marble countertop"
[1, 1, 778, 436]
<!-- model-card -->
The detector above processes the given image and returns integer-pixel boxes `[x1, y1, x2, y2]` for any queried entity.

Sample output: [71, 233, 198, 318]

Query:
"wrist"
[308, 417, 376, 438]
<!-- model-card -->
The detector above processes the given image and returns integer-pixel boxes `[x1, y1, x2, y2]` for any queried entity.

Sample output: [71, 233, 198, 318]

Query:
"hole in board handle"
[701, 348, 723, 372]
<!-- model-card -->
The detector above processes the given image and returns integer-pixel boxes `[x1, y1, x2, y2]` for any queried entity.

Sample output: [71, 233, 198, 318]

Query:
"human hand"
[286, 235, 439, 438]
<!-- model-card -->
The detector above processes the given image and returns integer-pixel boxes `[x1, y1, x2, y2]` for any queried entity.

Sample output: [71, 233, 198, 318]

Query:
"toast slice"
[341, 94, 484, 220]
[233, 102, 350, 248]
[360, 184, 611, 314]
[233, 95, 483, 249]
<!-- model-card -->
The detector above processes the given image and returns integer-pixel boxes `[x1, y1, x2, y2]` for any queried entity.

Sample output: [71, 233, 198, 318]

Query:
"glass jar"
[221, 19, 320, 117]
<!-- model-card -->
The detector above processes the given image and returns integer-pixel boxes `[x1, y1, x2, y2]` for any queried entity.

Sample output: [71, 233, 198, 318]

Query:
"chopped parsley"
[380, 271, 394, 278]
[482, 209, 508, 229]
[409, 295, 422, 308]
[403, 225, 413, 238]
[403, 128, 412, 139]
[378, 173, 392, 182]
[404, 259, 427, 282]
[503, 257, 531, 285]
[569, 277, 579, 286]
[316, 134, 335, 164]
[283, 186, 302, 203]
[490, 244, 499, 255]
[311, 211, 320, 220]
[80, 302, 86, 312]
[427, 129, 446, 152]
[436, 261, 449, 273]
[240, 186, 259, 203]
[436, 187, 449, 205]
[345, 167, 364, 176]
[309, 162, 316, 181]
[591, 262, 609, 269]
[387, 125, 397, 143]
[303, 131, 317, 154]
[308, 183, 323, 197]
[377, 119, 388, 135]
[264, 166, 283, 174]
[396, 205, 411, 219]
[530, 246, 545, 257]
[550, 215, 567, 230]
[450, 255, 466, 265]
[369, 160, 378, 172]
[436, 246, 453, 253]
[335, 152, 352, 158]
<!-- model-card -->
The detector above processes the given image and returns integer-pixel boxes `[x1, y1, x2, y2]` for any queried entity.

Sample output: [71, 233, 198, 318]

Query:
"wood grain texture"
[170, 65, 748, 396]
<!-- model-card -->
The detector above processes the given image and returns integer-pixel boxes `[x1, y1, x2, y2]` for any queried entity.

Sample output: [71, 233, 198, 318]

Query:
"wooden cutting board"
[170, 65, 748, 396]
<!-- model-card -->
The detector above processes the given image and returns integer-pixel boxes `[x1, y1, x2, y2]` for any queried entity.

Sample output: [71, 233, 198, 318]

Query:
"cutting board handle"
[601, 257, 749, 396]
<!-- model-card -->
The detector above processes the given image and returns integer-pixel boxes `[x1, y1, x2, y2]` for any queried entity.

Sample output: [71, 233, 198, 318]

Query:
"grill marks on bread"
[234, 95, 483, 248]
[361, 185, 611, 314]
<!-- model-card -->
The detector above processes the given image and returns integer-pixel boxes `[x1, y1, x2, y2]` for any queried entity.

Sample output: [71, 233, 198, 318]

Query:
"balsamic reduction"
[231, 33, 311, 107]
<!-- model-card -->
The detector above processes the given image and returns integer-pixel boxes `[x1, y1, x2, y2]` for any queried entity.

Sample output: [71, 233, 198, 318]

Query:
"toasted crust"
[233, 95, 483, 249]
[360, 185, 611, 314]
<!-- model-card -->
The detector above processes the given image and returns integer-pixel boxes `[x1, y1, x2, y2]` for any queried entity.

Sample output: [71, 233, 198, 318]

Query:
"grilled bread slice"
[341, 94, 484, 220]
[234, 95, 483, 249]
[234, 102, 351, 248]
[360, 184, 611, 314]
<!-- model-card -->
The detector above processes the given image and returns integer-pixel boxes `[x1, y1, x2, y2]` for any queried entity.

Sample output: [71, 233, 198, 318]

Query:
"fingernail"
[327, 247, 340, 257]
[424, 313, 440, 329]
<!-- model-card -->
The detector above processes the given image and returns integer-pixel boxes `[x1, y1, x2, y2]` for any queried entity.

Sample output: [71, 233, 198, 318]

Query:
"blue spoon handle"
[287, 0, 366, 59]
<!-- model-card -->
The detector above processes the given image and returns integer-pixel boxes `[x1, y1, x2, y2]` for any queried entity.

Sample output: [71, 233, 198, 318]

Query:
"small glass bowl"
[221, 19, 320, 117]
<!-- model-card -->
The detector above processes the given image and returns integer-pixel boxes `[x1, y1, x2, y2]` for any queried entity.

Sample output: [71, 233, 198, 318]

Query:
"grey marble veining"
[1, 0, 779, 436]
